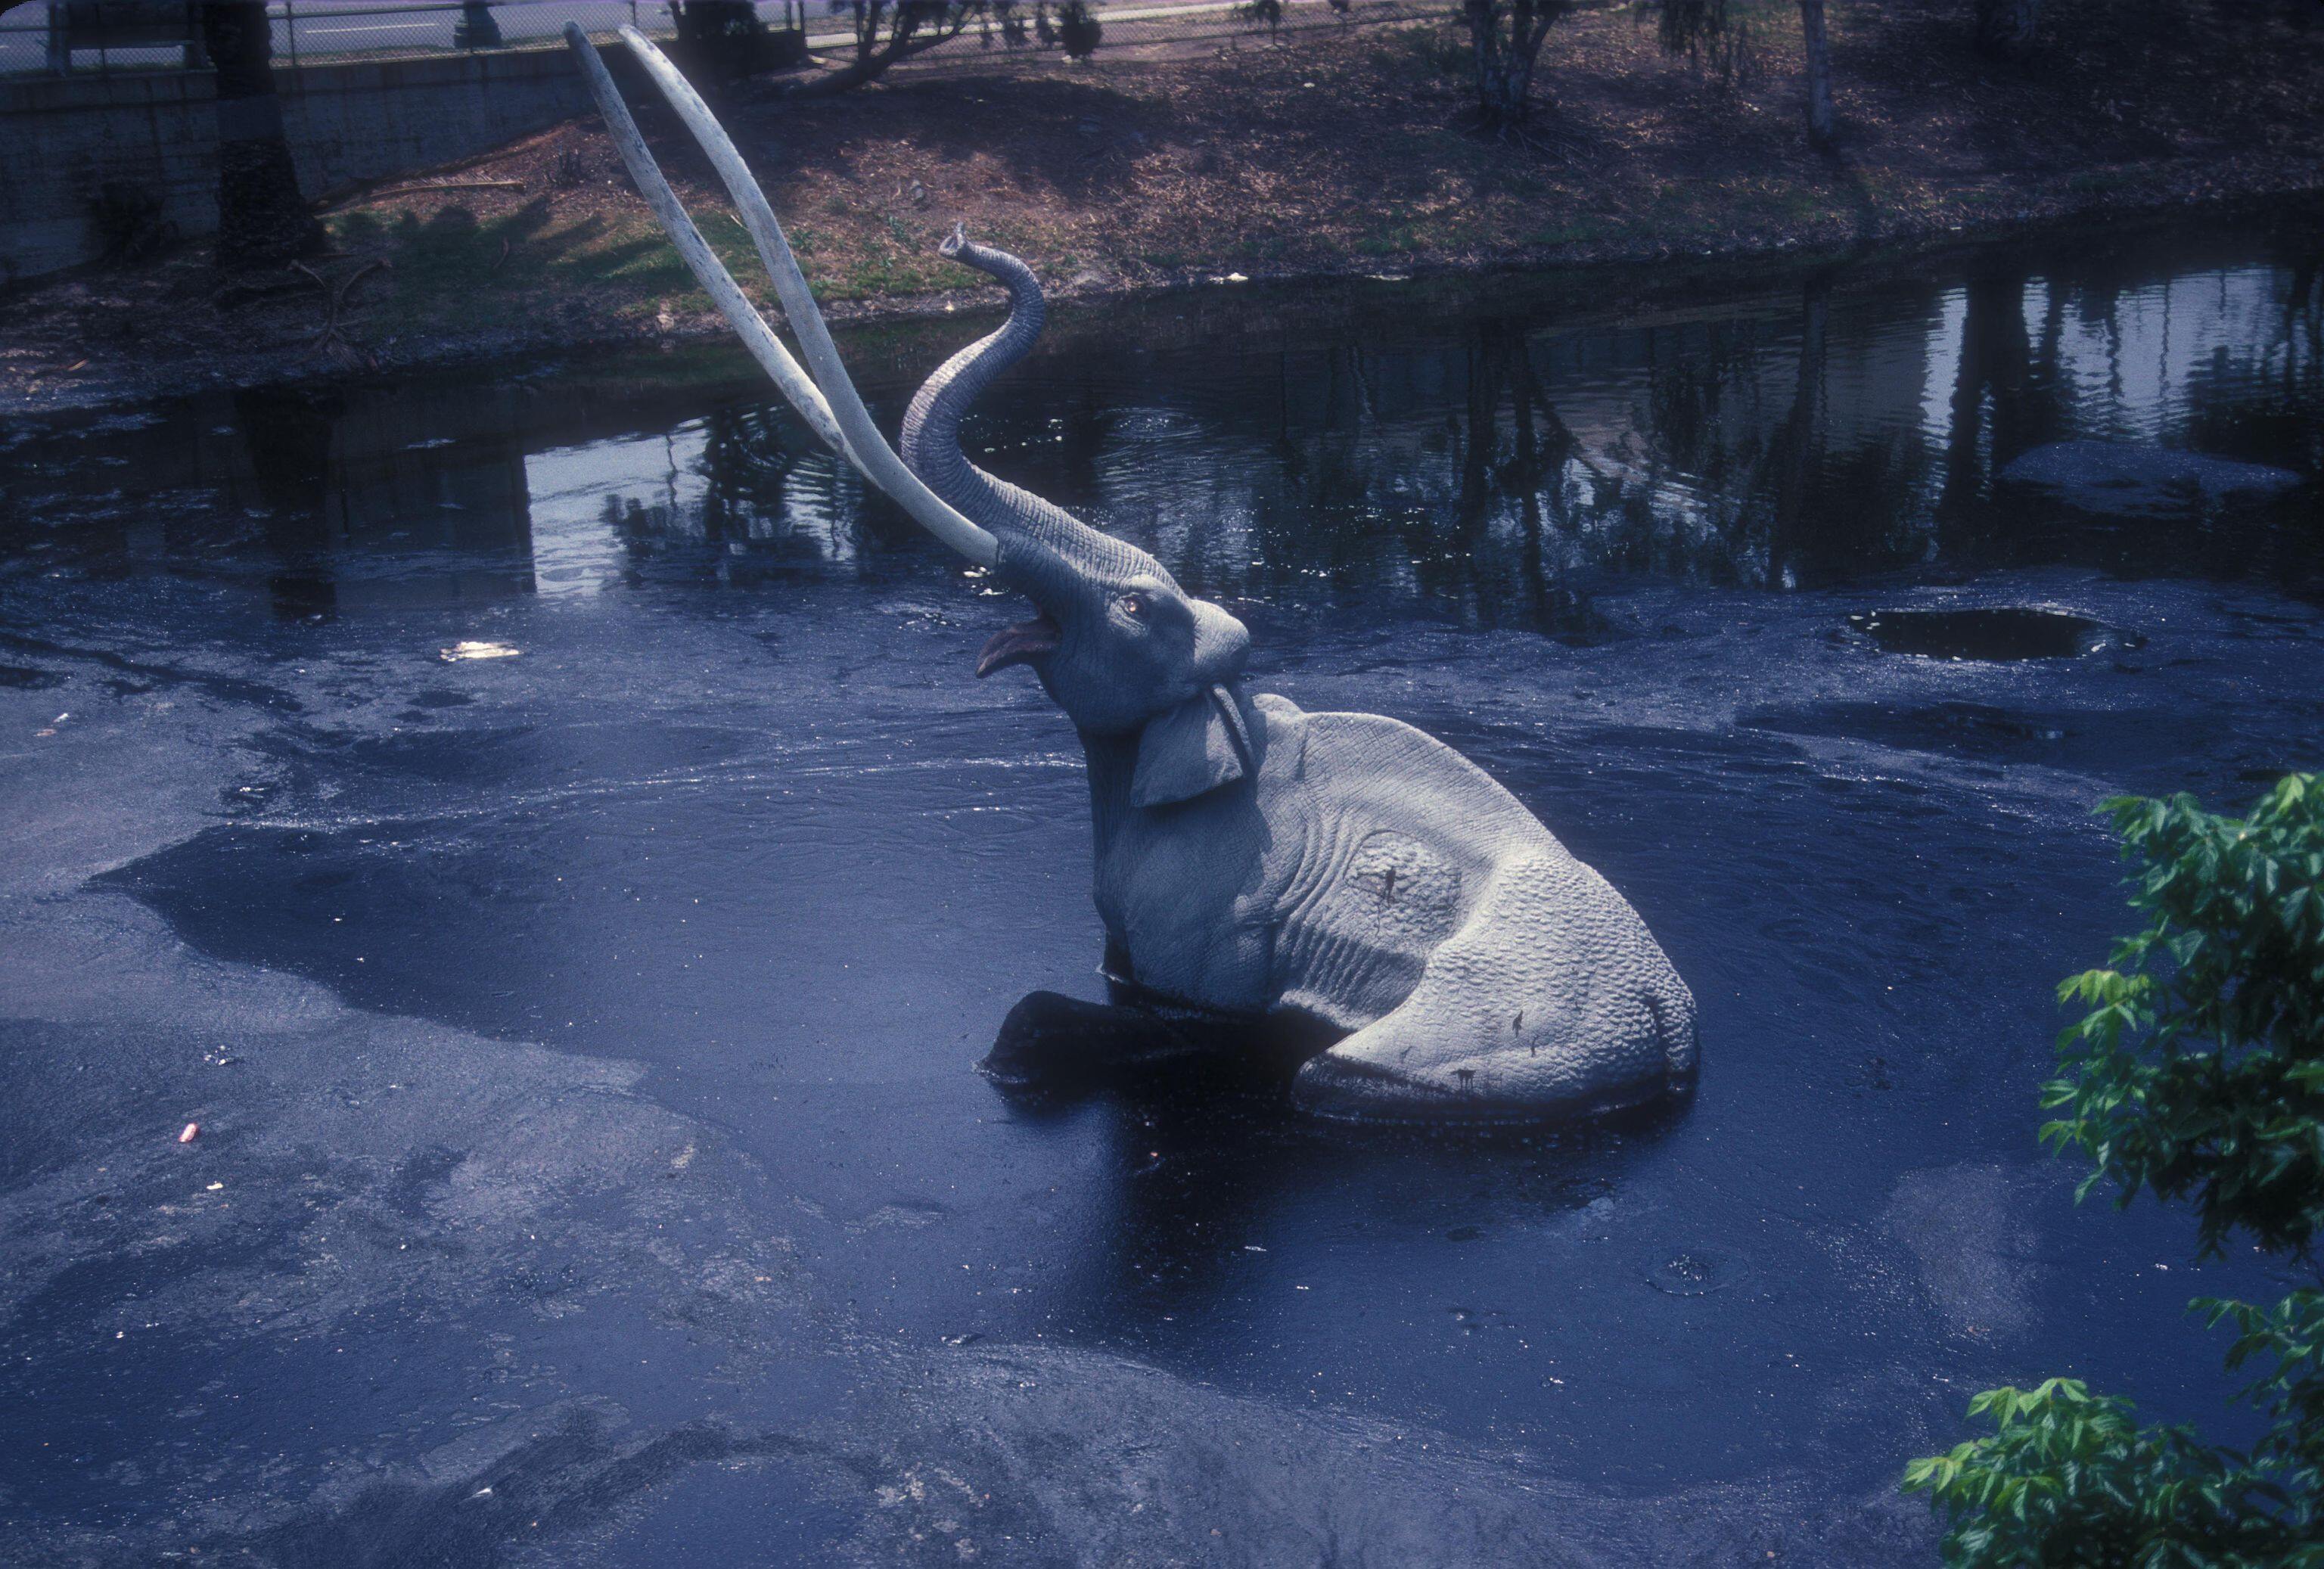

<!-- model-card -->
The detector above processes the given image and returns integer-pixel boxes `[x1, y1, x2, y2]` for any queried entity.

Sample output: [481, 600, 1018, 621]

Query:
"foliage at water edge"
[1904, 774, 2324, 1567]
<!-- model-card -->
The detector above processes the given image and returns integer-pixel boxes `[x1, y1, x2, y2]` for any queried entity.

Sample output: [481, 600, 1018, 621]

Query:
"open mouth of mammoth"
[975, 611, 1061, 678]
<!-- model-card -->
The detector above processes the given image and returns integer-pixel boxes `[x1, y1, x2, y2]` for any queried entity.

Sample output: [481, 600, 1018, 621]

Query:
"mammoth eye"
[1118, 592, 1147, 617]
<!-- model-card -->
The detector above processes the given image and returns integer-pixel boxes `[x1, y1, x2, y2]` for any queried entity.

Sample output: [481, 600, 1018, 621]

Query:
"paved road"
[3, 0, 1383, 76]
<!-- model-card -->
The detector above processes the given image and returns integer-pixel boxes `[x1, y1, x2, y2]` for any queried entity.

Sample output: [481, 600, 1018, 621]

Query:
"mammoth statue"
[567, 26, 1697, 1123]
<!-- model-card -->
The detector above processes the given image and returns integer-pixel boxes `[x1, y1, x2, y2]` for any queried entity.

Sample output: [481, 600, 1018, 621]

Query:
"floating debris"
[177, 1122, 200, 1144]
[440, 641, 520, 663]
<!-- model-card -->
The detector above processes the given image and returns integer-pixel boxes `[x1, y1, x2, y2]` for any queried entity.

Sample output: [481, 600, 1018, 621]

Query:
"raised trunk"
[1798, 0, 1835, 151]
[900, 239, 1045, 510]
[1972, 0, 2040, 61]
[200, 2, 321, 269]
[899, 238, 1156, 583]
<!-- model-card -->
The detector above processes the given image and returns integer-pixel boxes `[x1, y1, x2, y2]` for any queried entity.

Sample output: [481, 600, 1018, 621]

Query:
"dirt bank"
[5, 0, 2319, 413]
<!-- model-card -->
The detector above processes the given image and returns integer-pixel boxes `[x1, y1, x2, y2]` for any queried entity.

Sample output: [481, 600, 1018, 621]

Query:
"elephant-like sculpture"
[566, 26, 1698, 1122]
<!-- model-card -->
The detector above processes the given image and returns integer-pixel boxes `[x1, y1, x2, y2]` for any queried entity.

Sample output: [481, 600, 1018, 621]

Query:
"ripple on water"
[1643, 1248, 1749, 1297]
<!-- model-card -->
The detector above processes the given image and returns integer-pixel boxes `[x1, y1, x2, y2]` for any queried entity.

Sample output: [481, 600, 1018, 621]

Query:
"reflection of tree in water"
[1762, 276, 1931, 587]
[567, 240, 2322, 607]
[1235, 344, 1418, 606]
[1227, 302, 1937, 616]
[1443, 326, 1609, 640]
[593, 402, 887, 582]
[1937, 272, 2077, 553]
[940, 288, 2018, 615]
[1637, 317, 1764, 493]
[2176, 266, 2324, 588]
[1924, 257, 2319, 584]
[1209, 322, 1777, 622]
[1210, 329, 1625, 635]
[232, 385, 344, 620]
[971, 256, 2311, 605]
[698, 403, 796, 545]
[2182, 258, 2323, 475]
[1035, 385, 1120, 511]
[1624, 314, 1777, 585]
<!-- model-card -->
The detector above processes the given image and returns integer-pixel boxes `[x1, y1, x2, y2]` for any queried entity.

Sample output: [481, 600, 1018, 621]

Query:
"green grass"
[1525, 216, 1611, 248]
[1353, 219, 1421, 258]
[331, 202, 734, 330]
[325, 193, 971, 332]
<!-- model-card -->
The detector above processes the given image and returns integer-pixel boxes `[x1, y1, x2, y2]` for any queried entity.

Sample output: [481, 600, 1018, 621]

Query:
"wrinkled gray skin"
[901, 233, 1698, 1123]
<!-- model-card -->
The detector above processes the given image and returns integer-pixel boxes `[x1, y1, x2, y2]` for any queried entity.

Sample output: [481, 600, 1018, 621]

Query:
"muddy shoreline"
[8, 182, 2319, 420]
[10, 0, 2322, 418]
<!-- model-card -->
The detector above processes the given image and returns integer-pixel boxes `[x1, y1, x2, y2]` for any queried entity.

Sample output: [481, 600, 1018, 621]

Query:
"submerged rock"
[1999, 440, 2306, 516]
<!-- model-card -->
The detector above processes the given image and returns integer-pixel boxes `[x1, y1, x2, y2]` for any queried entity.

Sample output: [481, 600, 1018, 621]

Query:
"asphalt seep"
[0, 640, 1931, 1567]
[0, 897, 853, 1567]
[1844, 607, 2142, 662]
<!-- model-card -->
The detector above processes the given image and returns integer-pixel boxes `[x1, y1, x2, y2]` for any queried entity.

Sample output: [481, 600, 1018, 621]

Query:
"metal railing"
[2, 0, 1426, 79]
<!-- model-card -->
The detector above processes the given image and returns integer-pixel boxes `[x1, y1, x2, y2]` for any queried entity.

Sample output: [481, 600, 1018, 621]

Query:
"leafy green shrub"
[1904, 775, 2324, 1567]
[2047, 780, 2324, 1258]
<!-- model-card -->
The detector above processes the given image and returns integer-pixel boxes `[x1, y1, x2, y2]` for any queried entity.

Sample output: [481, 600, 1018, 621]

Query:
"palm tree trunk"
[200, 2, 322, 268]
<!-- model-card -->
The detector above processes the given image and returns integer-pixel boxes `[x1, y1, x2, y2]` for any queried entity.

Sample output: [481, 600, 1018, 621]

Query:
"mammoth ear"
[1131, 685, 1254, 809]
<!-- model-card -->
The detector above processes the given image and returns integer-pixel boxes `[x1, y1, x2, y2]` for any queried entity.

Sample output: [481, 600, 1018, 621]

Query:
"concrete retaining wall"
[1, 44, 595, 283]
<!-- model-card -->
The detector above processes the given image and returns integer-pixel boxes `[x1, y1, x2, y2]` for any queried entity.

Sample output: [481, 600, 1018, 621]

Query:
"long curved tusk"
[561, 23, 850, 461]
[601, 25, 1001, 570]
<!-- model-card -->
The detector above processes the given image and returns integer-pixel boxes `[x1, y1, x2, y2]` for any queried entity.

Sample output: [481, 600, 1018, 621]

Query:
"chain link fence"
[2, 0, 1436, 79]
[903, 0, 1437, 76]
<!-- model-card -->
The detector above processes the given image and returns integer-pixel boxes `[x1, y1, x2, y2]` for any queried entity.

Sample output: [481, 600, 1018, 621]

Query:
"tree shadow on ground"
[732, 70, 1192, 212]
